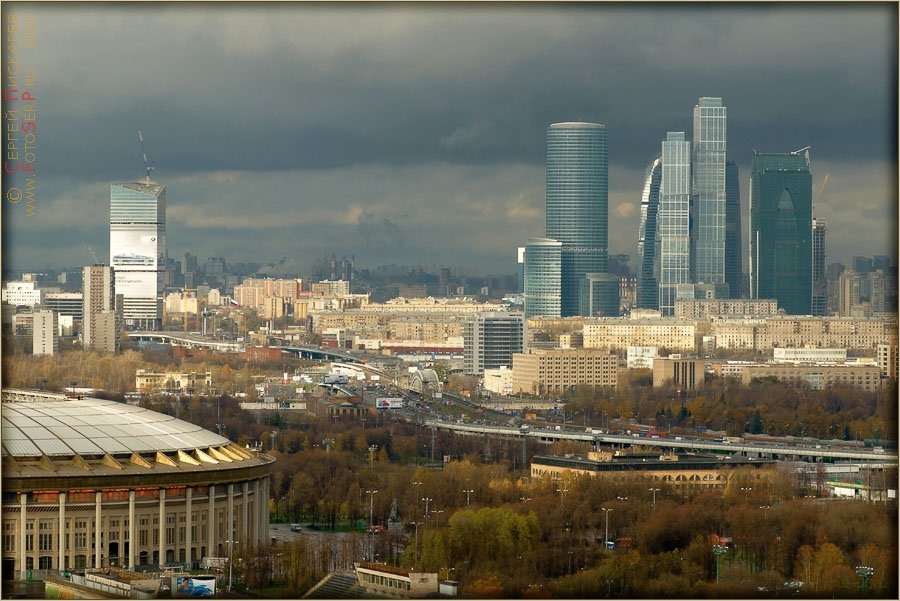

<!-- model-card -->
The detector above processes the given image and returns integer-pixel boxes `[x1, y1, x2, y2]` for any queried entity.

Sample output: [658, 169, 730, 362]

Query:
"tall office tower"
[636, 157, 662, 309]
[812, 218, 828, 315]
[657, 132, 692, 316]
[463, 312, 526, 375]
[852, 256, 873, 274]
[523, 238, 562, 318]
[517, 246, 526, 294]
[82, 264, 119, 352]
[545, 122, 608, 316]
[580, 272, 620, 317]
[691, 97, 728, 290]
[724, 160, 742, 298]
[110, 181, 165, 329]
[749, 148, 813, 315]
[32, 309, 58, 356]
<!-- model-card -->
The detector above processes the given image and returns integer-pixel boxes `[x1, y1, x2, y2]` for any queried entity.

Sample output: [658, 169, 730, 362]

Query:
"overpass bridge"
[423, 420, 899, 463]
[127, 331, 244, 352]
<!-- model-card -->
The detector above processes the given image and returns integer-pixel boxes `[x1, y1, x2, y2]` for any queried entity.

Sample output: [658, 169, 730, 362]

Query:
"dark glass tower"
[724, 160, 742, 298]
[637, 157, 662, 309]
[812, 217, 827, 315]
[750, 149, 813, 315]
[546, 122, 608, 317]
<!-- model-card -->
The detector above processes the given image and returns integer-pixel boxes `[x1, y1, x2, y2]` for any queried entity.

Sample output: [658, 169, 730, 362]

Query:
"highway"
[421, 419, 898, 463]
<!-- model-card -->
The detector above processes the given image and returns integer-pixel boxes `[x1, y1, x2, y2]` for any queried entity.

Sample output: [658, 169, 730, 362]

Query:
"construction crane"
[814, 173, 830, 207]
[138, 130, 155, 185]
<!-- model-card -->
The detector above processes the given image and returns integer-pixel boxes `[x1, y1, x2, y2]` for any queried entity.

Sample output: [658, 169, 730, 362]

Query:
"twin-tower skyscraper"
[524, 97, 742, 319]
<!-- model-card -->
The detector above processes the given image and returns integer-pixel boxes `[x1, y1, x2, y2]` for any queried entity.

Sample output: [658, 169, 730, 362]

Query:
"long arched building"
[1, 389, 274, 580]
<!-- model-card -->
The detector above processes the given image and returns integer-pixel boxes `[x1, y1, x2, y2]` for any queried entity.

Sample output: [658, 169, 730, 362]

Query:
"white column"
[128, 491, 136, 569]
[158, 489, 166, 568]
[58, 493, 66, 571]
[207, 485, 215, 556]
[253, 480, 262, 545]
[241, 482, 249, 540]
[94, 492, 102, 569]
[19, 493, 27, 579]
[227, 484, 234, 549]
[185, 488, 193, 567]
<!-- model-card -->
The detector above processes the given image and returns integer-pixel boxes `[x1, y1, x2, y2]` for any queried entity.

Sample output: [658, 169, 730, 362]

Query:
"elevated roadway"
[423, 420, 898, 463]
[127, 331, 244, 352]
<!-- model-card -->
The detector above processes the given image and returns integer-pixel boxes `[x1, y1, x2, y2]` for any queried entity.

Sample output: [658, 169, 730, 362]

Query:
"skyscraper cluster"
[634, 97, 817, 316]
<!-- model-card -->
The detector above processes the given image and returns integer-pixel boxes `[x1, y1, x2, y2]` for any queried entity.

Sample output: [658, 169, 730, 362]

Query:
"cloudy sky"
[2, 2, 897, 278]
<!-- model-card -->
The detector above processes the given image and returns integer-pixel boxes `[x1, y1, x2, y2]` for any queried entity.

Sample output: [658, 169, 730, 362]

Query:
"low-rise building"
[135, 370, 212, 395]
[354, 562, 439, 598]
[675, 298, 779, 319]
[483, 366, 513, 396]
[512, 348, 618, 396]
[583, 318, 700, 353]
[739, 361, 882, 391]
[652, 356, 705, 389]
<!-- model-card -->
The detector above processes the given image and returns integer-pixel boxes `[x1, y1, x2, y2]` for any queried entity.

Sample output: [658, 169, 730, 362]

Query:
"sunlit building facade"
[523, 237, 562, 318]
[658, 132, 692, 316]
[636, 157, 662, 309]
[691, 97, 728, 289]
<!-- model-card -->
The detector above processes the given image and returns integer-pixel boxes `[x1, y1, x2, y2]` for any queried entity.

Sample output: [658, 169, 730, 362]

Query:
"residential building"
[636, 157, 662, 309]
[512, 347, 617, 396]
[463, 312, 526, 375]
[692, 97, 728, 290]
[109, 181, 166, 329]
[750, 148, 813, 315]
[523, 237, 562, 318]
[739, 362, 882, 392]
[583, 318, 699, 354]
[626, 346, 658, 369]
[82, 265, 119, 353]
[546, 121, 608, 316]
[32, 310, 58, 356]
[312, 279, 350, 297]
[674, 298, 779, 319]
[1, 281, 41, 307]
[657, 132, 692, 316]
[838, 268, 860, 316]
[772, 347, 847, 363]
[877, 343, 898, 381]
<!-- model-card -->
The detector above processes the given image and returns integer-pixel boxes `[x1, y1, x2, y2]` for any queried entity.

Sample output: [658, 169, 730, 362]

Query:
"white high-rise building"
[110, 181, 166, 329]
[32, 309, 58, 356]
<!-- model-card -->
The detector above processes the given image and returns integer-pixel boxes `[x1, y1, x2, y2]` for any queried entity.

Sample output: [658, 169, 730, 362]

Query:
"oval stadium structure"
[1, 389, 274, 580]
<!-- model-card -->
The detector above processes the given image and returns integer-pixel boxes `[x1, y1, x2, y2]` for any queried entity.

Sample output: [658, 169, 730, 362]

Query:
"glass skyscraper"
[637, 157, 662, 309]
[812, 217, 827, 316]
[658, 132, 692, 316]
[109, 181, 166, 329]
[524, 237, 562, 318]
[545, 122, 608, 317]
[691, 97, 727, 288]
[750, 149, 813, 315]
[724, 160, 742, 298]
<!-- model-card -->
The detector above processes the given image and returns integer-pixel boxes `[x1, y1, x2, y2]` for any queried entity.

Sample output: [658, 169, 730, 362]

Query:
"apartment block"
[512, 348, 618, 396]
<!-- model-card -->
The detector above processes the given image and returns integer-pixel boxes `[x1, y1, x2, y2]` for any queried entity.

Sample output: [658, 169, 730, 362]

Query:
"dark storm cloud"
[3, 2, 896, 274]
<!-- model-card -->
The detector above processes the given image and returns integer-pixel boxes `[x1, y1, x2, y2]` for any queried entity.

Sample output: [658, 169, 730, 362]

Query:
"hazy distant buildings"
[545, 122, 609, 317]
[750, 148, 813, 315]
[636, 157, 662, 309]
[657, 132, 692, 316]
[109, 181, 166, 329]
[691, 97, 728, 291]
[523, 238, 562, 318]
[463, 312, 526, 375]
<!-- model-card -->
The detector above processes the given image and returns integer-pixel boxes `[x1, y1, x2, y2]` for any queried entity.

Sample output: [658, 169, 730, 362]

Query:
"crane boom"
[813, 173, 830, 207]
[137, 130, 155, 184]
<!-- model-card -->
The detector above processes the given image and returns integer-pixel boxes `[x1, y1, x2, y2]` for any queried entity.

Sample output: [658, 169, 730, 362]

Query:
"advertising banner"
[175, 576, 216, 597]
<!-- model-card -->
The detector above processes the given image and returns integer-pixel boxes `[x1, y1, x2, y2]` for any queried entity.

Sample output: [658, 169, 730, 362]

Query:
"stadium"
[1, 389, 274, 581]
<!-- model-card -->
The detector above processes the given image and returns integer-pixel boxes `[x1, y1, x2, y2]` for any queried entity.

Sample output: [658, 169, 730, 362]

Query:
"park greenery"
[2, 347, 897, 597]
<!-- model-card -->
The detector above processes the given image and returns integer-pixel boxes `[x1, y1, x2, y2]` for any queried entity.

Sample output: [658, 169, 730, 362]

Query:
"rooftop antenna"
[138, 130, 155, 185]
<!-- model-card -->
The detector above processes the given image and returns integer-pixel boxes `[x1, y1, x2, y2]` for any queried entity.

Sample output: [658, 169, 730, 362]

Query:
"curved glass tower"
[524, 237, 562, 318]
[546, 122, 608, 317]
[637, 157, 662, 309]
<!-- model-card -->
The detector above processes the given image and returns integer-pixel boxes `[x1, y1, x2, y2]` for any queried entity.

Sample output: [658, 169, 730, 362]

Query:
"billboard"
[175, 576, 216, 597]
[110, 230, 164, 271]
[376, 398, 403, 409]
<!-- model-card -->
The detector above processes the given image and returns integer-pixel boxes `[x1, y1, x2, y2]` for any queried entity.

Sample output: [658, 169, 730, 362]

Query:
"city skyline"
[2, 3, 897, 278]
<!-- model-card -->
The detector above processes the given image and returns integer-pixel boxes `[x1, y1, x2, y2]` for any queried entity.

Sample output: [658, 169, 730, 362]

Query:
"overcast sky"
[2, 2, 897, 278]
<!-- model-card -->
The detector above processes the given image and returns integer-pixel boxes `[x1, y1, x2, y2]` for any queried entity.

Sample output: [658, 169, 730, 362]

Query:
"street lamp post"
[601, 507, 613, 549]
[463, 489, 474, 506]
[712, 544, 727, 583]
[740, 487, 752, 503]
[366, 489, 379, 529]
[856, 566, 874, 593]
[556, 485, 569, 504]
[649, 488, 660, 510]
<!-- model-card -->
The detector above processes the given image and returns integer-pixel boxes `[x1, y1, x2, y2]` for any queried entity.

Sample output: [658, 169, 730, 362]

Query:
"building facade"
[583, 318, 699, 354]
[545, 122, 609, 317]
[580, 272, 619, 318]
[1, 281, 41, 307]
[1, 391, 273, 578]
[652, 356, 705, 389]
[636, 157, 662, 309]
[463, 312, 526, 375]
[511, 348, 618, 396]
[750, 149, 813, 315]
[674, 298, 779, 319]
[109, 182, 166, 329]
[523, 237, 562, 318]
[812, 218, 827, 315]
[691, 97, 728, 289]
[724, 160, 742, 299]
[657, 132, 692, 316]
[32, 310, 58, 356]
[82, 265, 119, 353]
